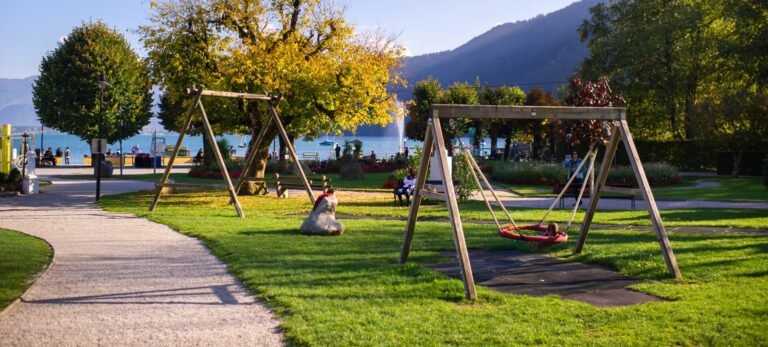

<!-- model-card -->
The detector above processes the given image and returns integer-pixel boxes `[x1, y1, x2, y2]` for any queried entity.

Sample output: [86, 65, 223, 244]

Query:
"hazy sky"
[0, 0, 576, 79]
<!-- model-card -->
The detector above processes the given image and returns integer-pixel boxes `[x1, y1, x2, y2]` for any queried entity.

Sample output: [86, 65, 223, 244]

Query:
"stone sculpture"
[300, 189, 344, 236]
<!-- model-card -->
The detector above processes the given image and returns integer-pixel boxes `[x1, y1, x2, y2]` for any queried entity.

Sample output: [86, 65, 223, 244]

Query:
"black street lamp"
[95, 73, 110, 201]
[119, 106, 124, 177]
[21, 132, 30, 177]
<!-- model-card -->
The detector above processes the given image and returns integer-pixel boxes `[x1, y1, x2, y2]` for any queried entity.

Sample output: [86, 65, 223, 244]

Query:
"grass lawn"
[101, 191, 768, 345]
[653, 176, 768, 201]
[495, 175, 768, 202]
[0, 229, 52, 310]
[67, 171, 393, 191]
[337, 199, 768, 229]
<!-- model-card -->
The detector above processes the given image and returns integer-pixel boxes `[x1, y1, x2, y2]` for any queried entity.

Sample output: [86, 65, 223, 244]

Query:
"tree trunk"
[278, 134, 287, 165]
[489, 126, 498, 158]
[202, 134, 215, 167]
[503, 135, 512, 161]
[531, 123, 542, 160]
[732, 150, 743, 177]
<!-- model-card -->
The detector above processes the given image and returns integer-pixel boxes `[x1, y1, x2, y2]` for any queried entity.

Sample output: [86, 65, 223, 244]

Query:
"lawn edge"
[0, 229, 55, 317]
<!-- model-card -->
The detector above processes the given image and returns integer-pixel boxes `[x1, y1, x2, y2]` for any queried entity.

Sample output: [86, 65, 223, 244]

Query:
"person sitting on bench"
[564, 151, 585, 205]
[395, 170, 417, 206]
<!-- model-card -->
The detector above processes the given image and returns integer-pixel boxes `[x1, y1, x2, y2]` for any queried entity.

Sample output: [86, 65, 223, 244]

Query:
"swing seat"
[498, 225, 569, 244]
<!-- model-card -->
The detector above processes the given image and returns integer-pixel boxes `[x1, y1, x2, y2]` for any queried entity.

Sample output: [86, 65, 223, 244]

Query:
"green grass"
[101, 191, 768, 346]
[496, 175, 768, 202]
[653, 176, 768, 201]
[337, 199, 768, 229]
[67, 171, 394, 191]
[318, 172, 392, 191]
[0, 229, 52, 310]
[65, 173, 220, 185]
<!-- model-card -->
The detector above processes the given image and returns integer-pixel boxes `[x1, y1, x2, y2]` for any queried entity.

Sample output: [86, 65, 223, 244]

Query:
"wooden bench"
[555, 182, 639, 209]
[600, 183, 641, 210]
[302, 152, 319, 161]
[274, 174, 332, 198]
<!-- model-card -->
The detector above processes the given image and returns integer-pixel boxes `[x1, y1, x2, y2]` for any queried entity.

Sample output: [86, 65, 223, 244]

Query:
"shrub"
[8, 168, 22, 185]
[0, 172, 7, 184]
[607, 162, 681, 186]
[453, 152, 480, 202]
[763, 152, 768, 187]
[216, 138, 232, 162]
[188, 164, 242, 179]
[490, 162, 567, 185]
[489, 160, 680, 187]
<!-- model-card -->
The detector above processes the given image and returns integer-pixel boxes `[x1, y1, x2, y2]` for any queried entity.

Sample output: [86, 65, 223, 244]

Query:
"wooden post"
[232, 116, 273, 198]
[197, 101, 245, 218]
[573, 123, 620, 253]
[399, 119, 435, 264]
[149, 88, 202, 211]
[268, 101, 315, 204]
[431, 113, 477, 301]
[618, 119, 681, 278]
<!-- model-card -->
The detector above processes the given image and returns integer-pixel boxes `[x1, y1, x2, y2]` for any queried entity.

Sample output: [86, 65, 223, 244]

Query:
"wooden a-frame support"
[399, 105, 681, 301]
[149, 87, 315, 218]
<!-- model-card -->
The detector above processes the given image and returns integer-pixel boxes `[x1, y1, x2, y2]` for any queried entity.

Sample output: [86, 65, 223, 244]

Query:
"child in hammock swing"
[546, 222, 560, 237]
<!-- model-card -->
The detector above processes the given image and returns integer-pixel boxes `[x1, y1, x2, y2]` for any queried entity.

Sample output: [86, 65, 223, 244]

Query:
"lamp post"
[95, 73, 110, 201]
[21, 132, 30, 177]
[119, 106, 124, 177]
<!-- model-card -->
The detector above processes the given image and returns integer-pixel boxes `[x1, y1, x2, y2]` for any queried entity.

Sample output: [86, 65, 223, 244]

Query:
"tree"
[479, 85, 525, 159]
[33, 21, 152, 144]
[578, 0, 727, 140]
[404, 79, 477, 148]
[141, 0, 403, 179]
[524, 87, 560, 160]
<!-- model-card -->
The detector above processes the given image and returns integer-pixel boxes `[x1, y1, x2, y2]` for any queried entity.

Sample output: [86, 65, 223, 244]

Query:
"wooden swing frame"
[399, 104, 682, 300]
[148, 87, 315, 218]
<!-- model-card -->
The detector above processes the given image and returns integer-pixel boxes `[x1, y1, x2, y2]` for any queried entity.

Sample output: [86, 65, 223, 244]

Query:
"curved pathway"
[0, 179, 281, 346]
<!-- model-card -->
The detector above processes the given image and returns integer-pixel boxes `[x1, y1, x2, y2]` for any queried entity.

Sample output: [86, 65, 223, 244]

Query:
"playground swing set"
[454, 137, 598, 244]
[148, 87, 316, 218]
[399, 104, 682, 300]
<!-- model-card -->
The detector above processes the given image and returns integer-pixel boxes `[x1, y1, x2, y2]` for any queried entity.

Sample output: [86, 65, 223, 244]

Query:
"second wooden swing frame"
[148, 87, 315, 218]
[399, 104, 682, 301]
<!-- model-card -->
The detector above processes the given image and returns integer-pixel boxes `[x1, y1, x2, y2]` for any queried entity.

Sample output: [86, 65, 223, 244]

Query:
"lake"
[12, 133, 420, 164]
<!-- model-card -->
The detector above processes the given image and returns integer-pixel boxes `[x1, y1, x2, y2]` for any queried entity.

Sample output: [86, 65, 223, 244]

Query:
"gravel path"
[0, 179, 281, 346]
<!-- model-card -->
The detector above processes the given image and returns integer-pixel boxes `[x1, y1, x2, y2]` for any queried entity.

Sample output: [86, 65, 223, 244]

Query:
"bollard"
[1, 124, 10, 174]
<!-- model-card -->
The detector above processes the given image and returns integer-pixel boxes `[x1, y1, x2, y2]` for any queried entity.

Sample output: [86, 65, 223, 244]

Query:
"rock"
[94, 160, 114, 178]
[340, 162, 364, 180]
[300, 193, 344, 236]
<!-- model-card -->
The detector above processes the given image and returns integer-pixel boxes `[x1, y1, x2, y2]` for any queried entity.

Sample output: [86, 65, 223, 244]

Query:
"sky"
[0, 0, 577, 79]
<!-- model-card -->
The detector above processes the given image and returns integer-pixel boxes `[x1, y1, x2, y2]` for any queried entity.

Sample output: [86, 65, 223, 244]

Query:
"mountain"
[398, 0, 599, 97]
[0, 76, 38, 127]
[0, 0, 598, 136]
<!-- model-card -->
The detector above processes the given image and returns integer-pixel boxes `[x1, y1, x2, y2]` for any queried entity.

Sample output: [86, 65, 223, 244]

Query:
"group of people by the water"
[35, 146, 70, 166]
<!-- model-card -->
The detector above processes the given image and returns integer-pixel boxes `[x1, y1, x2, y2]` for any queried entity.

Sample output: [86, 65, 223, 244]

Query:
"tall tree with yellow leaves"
[141, 0, 404, 179]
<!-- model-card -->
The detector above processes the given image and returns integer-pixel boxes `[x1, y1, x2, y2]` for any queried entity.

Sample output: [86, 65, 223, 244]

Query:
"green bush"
[7, 169, 22, 185]
[489, 160, 680, 187]
[614, 140, 720, 171]
[490, 162, 566, 185]
[453, 152, 480, 202]
[208, 160, 240, 172]
[0, 172, 6, 184]
[216, 137, 232, 162]
[607, 162, 680, 186]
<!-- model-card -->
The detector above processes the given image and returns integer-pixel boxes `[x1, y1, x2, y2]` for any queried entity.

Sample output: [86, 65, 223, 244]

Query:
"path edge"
[0, 228, 56, 318]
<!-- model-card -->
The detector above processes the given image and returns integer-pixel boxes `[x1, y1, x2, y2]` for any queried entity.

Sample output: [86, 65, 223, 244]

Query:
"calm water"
[12, 133, 421, 164]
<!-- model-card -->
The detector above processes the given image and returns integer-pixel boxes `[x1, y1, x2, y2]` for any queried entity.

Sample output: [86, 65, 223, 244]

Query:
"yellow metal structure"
[1, 124, 10, 174]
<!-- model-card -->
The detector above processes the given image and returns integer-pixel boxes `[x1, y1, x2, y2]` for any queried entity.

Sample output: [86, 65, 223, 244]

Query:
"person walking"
[64, 147, 70, 165]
